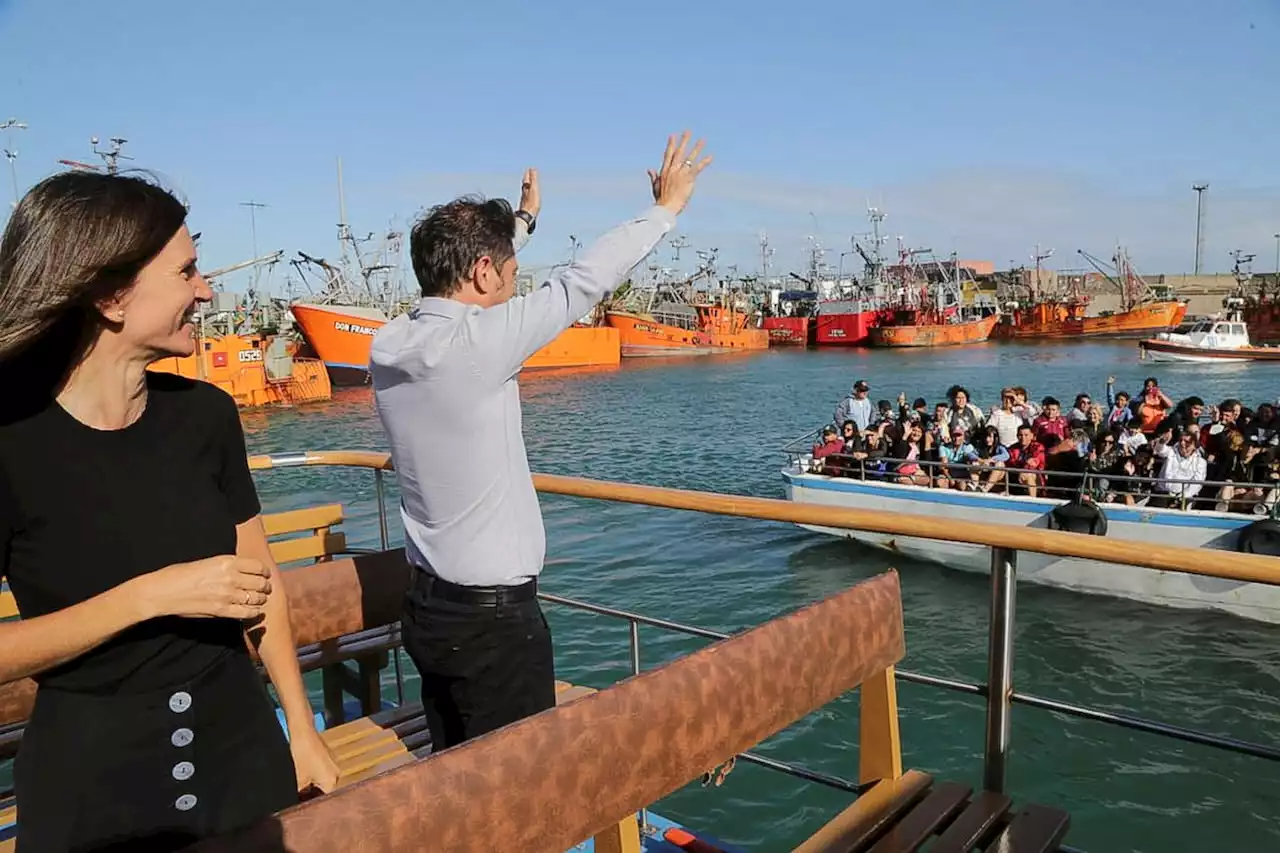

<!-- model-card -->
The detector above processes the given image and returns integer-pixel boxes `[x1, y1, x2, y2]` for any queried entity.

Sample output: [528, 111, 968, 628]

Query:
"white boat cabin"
[1163, 317, 1250, 350]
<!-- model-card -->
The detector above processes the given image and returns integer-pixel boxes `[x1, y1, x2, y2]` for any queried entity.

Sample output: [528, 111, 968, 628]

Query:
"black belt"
[410, 570, 538, 606]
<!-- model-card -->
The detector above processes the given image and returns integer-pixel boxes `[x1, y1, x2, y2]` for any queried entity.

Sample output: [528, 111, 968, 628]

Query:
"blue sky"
[1, 0, 1277, 293]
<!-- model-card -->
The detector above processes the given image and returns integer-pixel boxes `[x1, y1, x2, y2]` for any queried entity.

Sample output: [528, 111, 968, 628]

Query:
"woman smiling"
[0, 171, 337, 851]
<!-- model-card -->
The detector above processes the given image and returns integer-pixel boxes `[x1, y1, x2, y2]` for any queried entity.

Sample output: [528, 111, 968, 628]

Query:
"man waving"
[371, 133, 712, 749]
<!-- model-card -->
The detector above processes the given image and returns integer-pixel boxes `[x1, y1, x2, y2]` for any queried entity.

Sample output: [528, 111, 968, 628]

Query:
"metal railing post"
[983, 546, 1017, 794]
[374, 468, 404, 705]
[628, 619, 641, 676]
[374, 469, 390, 550]
[628, 618, 649, 835]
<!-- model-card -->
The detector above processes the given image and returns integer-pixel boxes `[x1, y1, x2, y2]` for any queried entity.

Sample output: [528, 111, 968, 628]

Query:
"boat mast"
[1031, 244, 1054, 302]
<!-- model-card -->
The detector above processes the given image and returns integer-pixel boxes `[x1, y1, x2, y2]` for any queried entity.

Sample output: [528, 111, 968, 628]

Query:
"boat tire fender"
[1236, 518, 1280, 557]
[1047, 498, 1108, 536]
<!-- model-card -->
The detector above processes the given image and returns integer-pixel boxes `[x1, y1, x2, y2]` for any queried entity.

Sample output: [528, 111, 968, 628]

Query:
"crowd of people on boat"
[812, 377, 1280, 515]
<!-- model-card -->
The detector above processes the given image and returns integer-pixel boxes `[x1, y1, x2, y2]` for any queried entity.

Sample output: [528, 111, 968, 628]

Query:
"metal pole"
[1273, 233, 1279, 278]
[628, 620, 641, 676]
[374, 467, 404, 704]
[983, 547, 1017, 794]
[628, 619, 649, 834]
[374, 469, 390, 550]
[1192, 184, 1209, 275]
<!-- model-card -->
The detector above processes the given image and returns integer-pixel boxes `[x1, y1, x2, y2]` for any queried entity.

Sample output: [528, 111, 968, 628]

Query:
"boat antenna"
[240, 199, 269, 294]
[759, 231, 774, 283]
[670, 235, 690, 264]
[57, 135, 132, 175]
[1030, 244, 1054, 302]
[1, 118, 27, 208]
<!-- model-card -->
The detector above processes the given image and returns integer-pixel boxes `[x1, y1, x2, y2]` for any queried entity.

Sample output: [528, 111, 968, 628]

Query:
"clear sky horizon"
[1, 0, 1278, 294]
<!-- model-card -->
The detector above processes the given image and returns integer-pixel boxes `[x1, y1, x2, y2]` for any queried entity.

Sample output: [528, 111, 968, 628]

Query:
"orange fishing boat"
[994, 299, 1187, 339]
[869, 311, 1000, 347]
[605, 303, 768, 357]
[291, 302, 620, 384]
[604, 309, 712, 356]
[149, 332, 332, 408]
[997, 246, 1186, 339]
[694, 302, 769, 351]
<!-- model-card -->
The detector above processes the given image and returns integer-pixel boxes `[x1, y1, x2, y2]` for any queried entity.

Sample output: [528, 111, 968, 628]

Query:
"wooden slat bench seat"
[795, 773, 1070, 853]
[317, 680, 596, 789]
[0, 800, 14, 852]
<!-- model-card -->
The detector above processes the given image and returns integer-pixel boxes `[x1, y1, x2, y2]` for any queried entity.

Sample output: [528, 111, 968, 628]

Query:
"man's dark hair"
[409, 195, 516, 297]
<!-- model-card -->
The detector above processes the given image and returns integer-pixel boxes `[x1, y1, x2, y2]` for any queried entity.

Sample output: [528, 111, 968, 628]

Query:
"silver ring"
[683, 159, 693, 168]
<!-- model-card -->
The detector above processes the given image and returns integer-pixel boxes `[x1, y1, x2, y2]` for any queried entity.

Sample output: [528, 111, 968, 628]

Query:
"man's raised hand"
[647, 131, 712, 216]
[519, 168, 540, 218]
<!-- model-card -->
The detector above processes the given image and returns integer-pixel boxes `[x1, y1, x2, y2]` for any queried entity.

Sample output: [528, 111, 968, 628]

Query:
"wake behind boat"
[781, 448, 1280, 624]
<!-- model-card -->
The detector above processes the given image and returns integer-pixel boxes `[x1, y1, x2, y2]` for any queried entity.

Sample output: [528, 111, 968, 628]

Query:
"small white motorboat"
[1139, 300, 1280, 363]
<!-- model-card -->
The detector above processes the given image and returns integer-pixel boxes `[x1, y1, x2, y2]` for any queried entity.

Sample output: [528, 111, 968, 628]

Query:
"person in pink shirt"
[1033, 397, 1069, 444]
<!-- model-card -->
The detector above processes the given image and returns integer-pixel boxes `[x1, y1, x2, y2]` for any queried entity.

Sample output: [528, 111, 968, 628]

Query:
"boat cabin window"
[1212, 323, 1229, 335]
[1191, 321, 1213, 333]
[1231, 324, 1246, 336]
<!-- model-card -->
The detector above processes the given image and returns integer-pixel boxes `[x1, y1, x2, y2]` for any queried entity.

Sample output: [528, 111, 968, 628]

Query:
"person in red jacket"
[1032, 397, 1069, 444]
[1006, 423, 1047, 496]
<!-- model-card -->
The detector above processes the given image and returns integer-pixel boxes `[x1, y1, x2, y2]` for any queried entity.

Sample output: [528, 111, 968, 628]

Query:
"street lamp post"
[1192, 183, 1209, 275]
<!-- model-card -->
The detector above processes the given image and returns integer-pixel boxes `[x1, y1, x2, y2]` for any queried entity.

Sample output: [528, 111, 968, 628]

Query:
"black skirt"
[14, 650, 298, 853]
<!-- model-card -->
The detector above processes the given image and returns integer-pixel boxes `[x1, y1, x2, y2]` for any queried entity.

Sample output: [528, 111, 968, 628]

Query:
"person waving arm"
[471, 133, 713, 382]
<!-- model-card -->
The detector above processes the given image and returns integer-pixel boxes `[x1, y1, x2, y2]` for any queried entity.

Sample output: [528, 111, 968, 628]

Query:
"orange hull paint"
[605, 310, 767, 357]
[291, 302, 620, 383]
[149, 333, 332, 409]
[290, 302, 385, 386]
[522, 326, 620, 369]
[869, 313, 1000, 348]
[994, 300, 1187, 339]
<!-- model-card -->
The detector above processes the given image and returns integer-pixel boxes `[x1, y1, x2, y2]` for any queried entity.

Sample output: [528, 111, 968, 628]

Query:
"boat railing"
[790, 453, 1278, 514]
[246, 448, 1280, 836]
[781, 435, 1279, 514]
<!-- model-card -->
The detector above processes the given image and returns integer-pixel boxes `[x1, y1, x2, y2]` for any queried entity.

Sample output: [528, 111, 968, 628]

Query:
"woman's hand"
[132, 555, 272, 620]
[290, 728, 341, 795]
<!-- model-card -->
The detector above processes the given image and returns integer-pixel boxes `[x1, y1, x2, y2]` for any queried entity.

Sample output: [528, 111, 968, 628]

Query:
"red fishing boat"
[762, 289, 818, 345]
[811, 208, 892, 346]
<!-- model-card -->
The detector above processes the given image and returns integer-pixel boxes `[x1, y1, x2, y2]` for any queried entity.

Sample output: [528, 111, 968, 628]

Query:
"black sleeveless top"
[0, 373, 261, 692]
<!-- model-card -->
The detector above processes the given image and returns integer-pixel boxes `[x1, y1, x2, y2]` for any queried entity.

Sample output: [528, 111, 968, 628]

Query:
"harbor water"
[5, 341, 1273, 852]
[243, 340, 1280, 853]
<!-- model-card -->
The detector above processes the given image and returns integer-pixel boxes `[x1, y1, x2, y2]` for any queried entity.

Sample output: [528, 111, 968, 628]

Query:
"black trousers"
[15, 651, 296, 853]
[401, 572, 556, 752]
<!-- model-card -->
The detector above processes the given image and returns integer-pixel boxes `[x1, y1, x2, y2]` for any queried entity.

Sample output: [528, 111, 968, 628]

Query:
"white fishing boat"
[1140, 258, 1280, 363]
[1138, 310, 1280, 363]
[781, 458, 1280, 624]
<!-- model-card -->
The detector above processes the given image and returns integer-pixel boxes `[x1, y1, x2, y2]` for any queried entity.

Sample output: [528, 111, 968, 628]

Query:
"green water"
[244, 341, 1280, 853]
[6, 341, 1277, 851]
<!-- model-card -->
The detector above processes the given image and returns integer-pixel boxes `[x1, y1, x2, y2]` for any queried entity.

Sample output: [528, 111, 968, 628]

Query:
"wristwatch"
[514, 209, 536, 234]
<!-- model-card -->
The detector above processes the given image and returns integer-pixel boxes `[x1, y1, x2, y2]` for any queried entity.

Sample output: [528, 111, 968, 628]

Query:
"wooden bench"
[793, 772, 1070, 853]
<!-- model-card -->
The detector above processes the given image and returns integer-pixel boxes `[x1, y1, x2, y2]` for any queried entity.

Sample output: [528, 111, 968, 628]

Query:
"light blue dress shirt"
[371, 205, 676, 586]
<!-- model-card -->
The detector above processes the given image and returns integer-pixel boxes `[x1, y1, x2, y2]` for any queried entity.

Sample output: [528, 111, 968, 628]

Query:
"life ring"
[1236, 518, 1280, 556]
[1047, 498, 1108, 536]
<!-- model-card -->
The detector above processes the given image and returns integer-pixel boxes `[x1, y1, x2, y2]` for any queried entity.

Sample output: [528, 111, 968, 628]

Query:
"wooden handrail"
[247, 450, 1280, 586]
